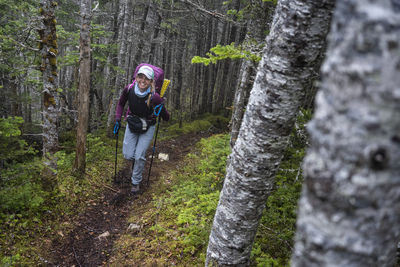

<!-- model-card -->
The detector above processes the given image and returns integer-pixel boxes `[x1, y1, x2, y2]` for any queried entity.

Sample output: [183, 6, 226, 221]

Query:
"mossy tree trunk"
[205, 0, 335, 265]
[74, 0, 92, 175]
[292, 0, 400, 265]
[38, 0, 59, 182]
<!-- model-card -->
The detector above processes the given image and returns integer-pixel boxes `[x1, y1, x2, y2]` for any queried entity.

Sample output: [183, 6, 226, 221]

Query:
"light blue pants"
[122, 124, 156, 185]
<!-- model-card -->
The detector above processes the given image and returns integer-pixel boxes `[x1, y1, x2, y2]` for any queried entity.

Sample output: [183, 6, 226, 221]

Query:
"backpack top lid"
[131, 63, 164, 94]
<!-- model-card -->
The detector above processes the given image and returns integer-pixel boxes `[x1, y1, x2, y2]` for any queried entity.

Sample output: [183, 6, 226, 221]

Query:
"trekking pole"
[114, 132, 118, 182]
[147, 116, 161, 186]
[147, 79, 170, 186]
[113, 121, 120, 183]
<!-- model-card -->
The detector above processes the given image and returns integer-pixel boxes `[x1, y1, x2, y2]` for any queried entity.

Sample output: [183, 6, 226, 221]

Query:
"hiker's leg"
[123, 126, 139, 161]
[131, 125, 156, 185]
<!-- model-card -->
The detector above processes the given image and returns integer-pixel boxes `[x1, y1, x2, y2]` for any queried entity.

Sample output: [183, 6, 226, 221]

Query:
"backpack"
[129, 63, 165, 94]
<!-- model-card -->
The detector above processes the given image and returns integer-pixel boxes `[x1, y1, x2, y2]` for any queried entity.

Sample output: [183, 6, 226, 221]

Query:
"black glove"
[113, 120, 121, 135]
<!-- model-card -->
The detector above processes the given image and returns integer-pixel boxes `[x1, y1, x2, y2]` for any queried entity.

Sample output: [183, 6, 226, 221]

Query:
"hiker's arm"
[115, 86, 129, 121]
[160, 107, 170, 121]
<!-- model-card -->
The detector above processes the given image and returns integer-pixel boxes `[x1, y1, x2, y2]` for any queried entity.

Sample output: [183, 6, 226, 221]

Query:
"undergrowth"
[113, 110, 309, 266]
[159, 113, 229, 140]
[0, 114, 230, 265]
[0, 121, 121, 265]
[114, 134, 230, 266]
[2, 111, 307, 266]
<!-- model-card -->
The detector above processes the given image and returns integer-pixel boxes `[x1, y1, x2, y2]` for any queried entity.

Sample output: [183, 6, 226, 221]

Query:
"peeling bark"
[292, 1, 400, 266]
[206, 0, 335, 265]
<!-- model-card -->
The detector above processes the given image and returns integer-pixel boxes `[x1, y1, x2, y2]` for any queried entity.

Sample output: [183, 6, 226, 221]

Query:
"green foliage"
[200, 113, 230, 131]
[251, 110, 311, 266]
[191, 43, 261, 66]
[140, 110, 309, 266]
[137, 134, 231, 264]
[263, 0, 278, 5]
[0, 161, 46, 216]
[160, 114, 229, 140]
[1, 129, 119, 265]
[163, 120, 211, 136]
[0, 117, 36, 163]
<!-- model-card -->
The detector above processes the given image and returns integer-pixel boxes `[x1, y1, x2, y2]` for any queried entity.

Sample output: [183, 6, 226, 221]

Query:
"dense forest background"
[1, 0, 286, 265]
[3, 0, 399, 266]
[1, 0, 275, 138]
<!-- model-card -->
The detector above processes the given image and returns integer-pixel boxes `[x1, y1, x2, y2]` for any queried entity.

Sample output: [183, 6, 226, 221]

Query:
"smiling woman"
[113, 64, 170, 195]
[136, 66, 154, 91]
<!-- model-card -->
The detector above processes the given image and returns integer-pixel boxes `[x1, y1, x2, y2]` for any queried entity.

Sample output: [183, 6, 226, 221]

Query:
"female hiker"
[114, 65, 169, 193]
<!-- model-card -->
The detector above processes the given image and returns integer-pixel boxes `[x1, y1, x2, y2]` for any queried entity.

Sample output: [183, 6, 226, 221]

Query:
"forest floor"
[46, 131, 215, 266]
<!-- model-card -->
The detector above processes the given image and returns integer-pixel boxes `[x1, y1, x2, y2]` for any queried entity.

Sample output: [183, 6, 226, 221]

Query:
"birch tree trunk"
[205, 0, 335, 265]
[38, 0, 59, 179]
[292, 1, 400, 266]
[74, 0, 92, 174]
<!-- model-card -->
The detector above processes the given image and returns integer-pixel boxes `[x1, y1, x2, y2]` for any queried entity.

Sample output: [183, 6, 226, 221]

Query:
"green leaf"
[191, 43, 261, 66]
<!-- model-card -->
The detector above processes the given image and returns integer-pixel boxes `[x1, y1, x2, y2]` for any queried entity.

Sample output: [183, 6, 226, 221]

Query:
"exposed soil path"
[48, 131, 213, 266]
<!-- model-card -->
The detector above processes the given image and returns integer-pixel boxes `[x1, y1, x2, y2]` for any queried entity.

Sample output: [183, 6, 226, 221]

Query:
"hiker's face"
[136, 73, 152, 91]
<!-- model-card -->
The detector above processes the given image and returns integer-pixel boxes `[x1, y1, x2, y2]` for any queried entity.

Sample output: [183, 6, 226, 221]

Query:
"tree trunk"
[38, 0, 59, 180]
[229, 1, 275, 147]
[74, 0, 92, 175]
[133, 1, 150, 67]
[148, 8, 162, 64]
[205, 0, 335, 265]
[106, 0, 130, 129]
[292, 1, 400, 266]
[106, 0, 123, 129]
[229, 59, 257, 147]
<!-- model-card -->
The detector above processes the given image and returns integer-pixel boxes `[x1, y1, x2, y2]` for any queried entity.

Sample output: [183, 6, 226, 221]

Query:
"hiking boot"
[131, 184, 140, 194]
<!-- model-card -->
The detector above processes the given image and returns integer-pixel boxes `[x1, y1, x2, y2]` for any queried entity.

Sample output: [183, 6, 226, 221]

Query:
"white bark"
[206, 0, 335, 265]
[292, 1, 400, 266]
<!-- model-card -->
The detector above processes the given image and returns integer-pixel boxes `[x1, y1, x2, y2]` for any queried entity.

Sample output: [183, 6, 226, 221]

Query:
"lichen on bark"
[292, 1, 400, 266]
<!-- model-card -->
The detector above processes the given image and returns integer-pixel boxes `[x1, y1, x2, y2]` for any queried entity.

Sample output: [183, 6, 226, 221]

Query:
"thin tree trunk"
[106, 0, 123, 129]
[292, 1, 400, 266]
[148, 8, 162, 64]
[106, 0, 130, 128]
[229, 1, 275, 147]
[206, 0, 335, 265]
[38, 0, 59, 180]
[229, 59, 257, 147]
[74, 0, 92, 175]
[133, 1, 150, 67]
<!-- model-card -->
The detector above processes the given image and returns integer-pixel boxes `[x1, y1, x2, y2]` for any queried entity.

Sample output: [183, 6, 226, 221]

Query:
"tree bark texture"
[230, 59, 257, 147]
[106, 0, 129, 128]
[292, 1, 400, 266]
[74, 0, 92, 174]
[205, 0, 335, 265]
[229, 1, 275, 148]
[38, 0, 59, 176]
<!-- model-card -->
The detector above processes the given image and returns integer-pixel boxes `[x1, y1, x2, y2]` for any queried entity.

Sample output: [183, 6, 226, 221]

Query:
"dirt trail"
[48, 131, 212, 267]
